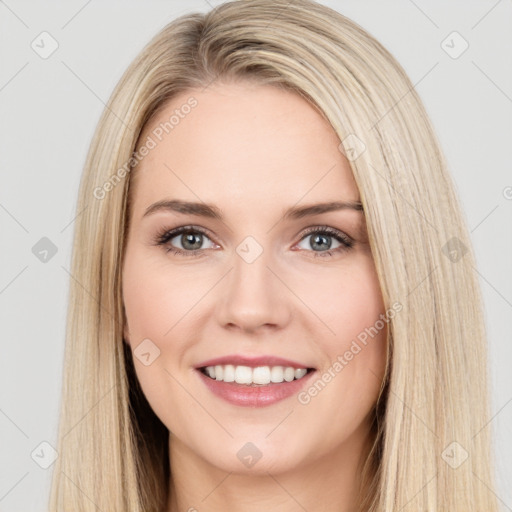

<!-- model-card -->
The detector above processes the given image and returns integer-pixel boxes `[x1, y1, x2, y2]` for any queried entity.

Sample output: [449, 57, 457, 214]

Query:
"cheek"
[301, 254, 385, 344]
[122, 251, 207, 343]
[299, 254, 388, 401]
[122, 252, 201, 432]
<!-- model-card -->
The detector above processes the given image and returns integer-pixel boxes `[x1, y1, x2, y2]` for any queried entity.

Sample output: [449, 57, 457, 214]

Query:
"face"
[122, 80, 388, 475]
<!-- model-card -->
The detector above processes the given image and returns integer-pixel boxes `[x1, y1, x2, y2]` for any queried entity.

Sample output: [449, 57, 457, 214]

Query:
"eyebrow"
[142, 199, 363, 221]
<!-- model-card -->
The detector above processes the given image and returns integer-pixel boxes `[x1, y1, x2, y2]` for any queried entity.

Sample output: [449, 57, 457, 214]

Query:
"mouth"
[194, 357, 317, 407]
[198, 364, 315, 386]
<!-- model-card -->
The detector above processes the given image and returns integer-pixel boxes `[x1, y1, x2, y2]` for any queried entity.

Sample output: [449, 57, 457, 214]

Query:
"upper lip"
[195, 355, 315, 370]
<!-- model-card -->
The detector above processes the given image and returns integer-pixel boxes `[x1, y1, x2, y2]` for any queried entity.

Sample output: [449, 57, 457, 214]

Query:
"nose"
[215, 245, 293, 334]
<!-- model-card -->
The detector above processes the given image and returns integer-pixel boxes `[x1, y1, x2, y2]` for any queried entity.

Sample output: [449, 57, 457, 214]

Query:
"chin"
[198, 435, 309, 476]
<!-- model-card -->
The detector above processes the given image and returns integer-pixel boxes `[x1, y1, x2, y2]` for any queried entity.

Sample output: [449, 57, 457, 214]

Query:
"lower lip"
[196, 369, 316, 407]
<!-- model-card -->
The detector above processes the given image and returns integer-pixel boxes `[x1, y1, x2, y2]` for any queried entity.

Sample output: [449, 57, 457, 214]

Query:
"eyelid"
[153, 224, 218, 248]
[170, 224, 224, 246]
[297, 225, 353, 244]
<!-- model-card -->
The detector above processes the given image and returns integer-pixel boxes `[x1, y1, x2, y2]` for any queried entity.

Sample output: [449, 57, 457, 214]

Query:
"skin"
[122, 80, 387, 512]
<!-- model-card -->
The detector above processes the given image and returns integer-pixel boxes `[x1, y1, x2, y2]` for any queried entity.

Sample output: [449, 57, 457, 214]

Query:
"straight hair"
[49, 1, 499, 510]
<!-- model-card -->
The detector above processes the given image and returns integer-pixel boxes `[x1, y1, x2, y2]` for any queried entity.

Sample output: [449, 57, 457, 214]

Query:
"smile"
[196, 365, 316, 407]
[200, 364, 311, 385]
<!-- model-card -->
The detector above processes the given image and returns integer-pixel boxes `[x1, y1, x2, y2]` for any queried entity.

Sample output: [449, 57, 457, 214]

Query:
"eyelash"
[153, 225, 354, 259]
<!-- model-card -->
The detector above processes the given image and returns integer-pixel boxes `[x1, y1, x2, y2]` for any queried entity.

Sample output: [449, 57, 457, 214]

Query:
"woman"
[49, 0, 500, 510]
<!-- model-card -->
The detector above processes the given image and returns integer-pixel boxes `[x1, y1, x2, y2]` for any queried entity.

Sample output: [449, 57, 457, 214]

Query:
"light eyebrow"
[142, 199, 364, 221]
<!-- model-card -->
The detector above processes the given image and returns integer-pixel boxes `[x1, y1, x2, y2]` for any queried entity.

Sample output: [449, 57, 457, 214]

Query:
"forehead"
[132, 82, 359, 212]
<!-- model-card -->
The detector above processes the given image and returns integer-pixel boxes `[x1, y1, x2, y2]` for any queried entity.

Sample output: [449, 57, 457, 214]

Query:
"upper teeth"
[204, 365, 308, 385]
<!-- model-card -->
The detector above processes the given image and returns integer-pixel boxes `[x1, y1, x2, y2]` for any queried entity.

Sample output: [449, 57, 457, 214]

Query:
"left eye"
[295, 227, 353, 255]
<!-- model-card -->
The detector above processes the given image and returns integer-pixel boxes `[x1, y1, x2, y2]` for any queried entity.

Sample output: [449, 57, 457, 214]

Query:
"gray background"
[1, 1, 511, 510]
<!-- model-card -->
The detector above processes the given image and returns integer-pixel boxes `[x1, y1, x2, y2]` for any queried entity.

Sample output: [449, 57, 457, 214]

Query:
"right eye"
[154, 225, 219, 256]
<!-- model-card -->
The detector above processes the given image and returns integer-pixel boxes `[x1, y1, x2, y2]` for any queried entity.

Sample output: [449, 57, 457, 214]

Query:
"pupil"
[312, 234, 331, 251]
[182, 232, 202, 250]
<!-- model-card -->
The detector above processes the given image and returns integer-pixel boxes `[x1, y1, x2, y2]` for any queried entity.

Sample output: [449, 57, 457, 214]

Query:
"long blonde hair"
[49, 1, 499, 510]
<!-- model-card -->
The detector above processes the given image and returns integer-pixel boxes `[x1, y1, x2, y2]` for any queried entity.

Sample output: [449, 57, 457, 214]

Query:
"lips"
[194, 354, 316, 407]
